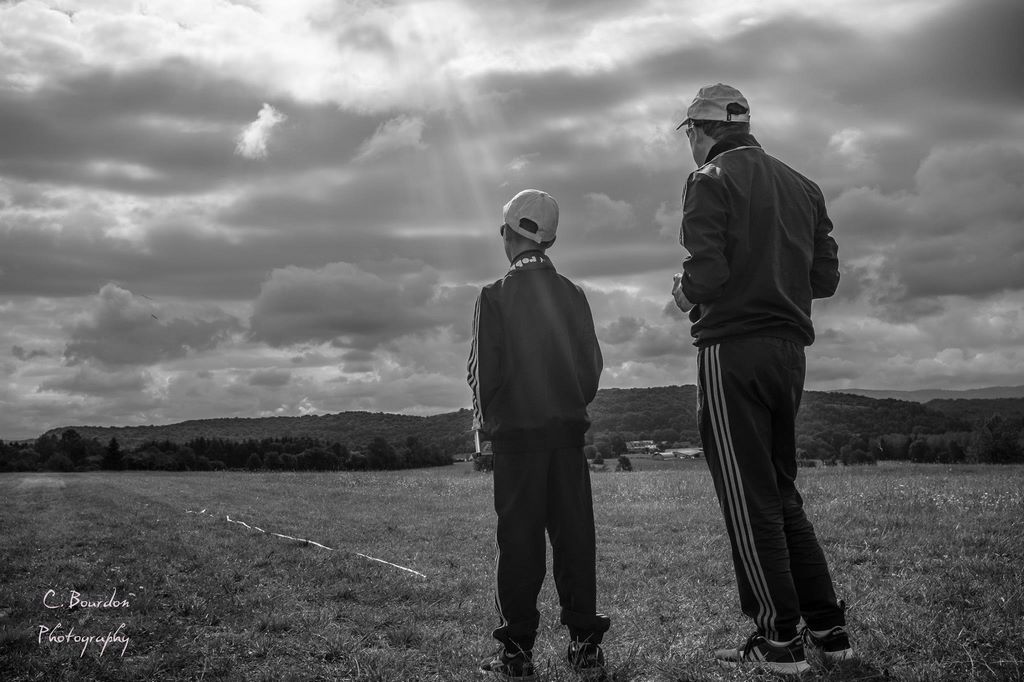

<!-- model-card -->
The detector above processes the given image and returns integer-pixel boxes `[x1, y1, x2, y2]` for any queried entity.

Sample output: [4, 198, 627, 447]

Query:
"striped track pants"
[698, 337, 843, 641]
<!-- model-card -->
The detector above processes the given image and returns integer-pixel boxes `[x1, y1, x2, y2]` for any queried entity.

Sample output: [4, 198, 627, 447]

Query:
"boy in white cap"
[672, 84, 852, 675]
[468, 189, 611, 680]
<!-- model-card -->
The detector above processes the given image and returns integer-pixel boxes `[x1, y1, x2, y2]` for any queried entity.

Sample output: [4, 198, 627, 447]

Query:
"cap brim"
[675, 118, 690, 131]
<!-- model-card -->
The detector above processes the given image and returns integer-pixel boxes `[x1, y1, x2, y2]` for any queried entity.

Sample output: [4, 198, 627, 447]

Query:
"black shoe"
[480, 650, 536, 680]
[714, 632, 810, 675]
[567, 641, 608, 680]
[802, 625, 855, 663]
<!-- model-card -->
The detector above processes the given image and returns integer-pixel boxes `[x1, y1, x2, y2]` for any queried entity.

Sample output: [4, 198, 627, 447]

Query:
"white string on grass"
[185, 508, 426, 578]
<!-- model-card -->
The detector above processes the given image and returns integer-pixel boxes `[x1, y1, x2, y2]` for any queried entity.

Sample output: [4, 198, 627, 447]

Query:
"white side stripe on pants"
[704, 344, 778, 637]
[494, 525, 507, 629]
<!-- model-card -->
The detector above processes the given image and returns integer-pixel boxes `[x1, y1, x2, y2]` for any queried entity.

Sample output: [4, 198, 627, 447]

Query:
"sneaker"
[567, 641, 608, 680]
[802, 625, 855, 663]
[480, 650, 537, 680]
[714, 632, 811, 675]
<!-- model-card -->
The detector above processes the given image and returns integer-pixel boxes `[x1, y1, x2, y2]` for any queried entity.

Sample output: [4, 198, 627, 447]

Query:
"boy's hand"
[672, 273, 691, 312]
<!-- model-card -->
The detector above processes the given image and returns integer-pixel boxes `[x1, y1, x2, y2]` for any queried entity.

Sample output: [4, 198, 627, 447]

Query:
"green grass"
[1, 463, 1022, 681]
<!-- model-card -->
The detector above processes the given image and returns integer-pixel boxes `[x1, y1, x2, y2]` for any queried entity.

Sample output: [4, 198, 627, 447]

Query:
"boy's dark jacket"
[679, 133, 840, 346]
[467, 251, 602, 455]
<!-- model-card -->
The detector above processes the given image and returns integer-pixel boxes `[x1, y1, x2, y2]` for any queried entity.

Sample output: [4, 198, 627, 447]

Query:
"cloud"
[354, 115, 426, 162]
[235, 103, 287, 159]
[39, 366, 153, 398]
[63, 284, 242, 367]
[598, 313, 690, 359]
[0, 61, 257, 197]
[831, 141, 1024, 315]
[581, 193, 637, 234]
[826, 128, 880, 179]
[327, 370, 472, 417]
[655, 201, 682, 240]
[580, 284, 694, 388]
[12, 345, 49, 361]
[248, 369, 292, 388]
[505, 154, 537, 174]
[249, 260, 476, 349]
[810, 291, 1024, 390]
[601, 316, 643, 345]
[1, 1, 464, 112]
[340, 349, 378, 374]
[140, 340, 475, 423]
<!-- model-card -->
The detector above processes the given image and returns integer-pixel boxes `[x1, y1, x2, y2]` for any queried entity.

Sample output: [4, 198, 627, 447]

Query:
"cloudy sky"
[2, 0, 1023, 440]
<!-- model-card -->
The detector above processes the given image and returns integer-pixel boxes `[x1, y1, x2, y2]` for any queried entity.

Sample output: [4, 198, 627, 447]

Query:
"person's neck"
[510, 247, 542, 261]
[506, 240, 544, 263]
[705, 132, 760, 163]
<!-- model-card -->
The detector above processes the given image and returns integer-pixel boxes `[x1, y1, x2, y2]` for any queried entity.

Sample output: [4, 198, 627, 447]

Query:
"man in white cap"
[468, 189, 611, 680]
[672, 84, 852, 675]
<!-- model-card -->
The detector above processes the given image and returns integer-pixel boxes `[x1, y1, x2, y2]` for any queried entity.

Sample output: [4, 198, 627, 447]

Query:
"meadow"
[1, 461, 1021, 681]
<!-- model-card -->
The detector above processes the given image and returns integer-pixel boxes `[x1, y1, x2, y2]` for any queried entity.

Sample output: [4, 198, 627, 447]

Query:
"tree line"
[4, 389, 1022, 473]
[0, 431, 453, 473]
[590, 388, 1024, 466]
[797, 414, 1024, 465]
[584, 418, 1024, 467]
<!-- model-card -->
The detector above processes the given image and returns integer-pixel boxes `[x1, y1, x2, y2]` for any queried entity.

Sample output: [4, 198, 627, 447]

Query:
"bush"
[0, 448, 40, 472]
[44, 453, 74, 472]
[366, 437, 400, 470]
[840, 446, 877, 466]
[102, 438, 123, 471]
[472, 452, 494, 472]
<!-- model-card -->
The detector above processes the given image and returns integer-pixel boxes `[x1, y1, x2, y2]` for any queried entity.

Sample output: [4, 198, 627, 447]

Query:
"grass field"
[1, 462, 1022, 681]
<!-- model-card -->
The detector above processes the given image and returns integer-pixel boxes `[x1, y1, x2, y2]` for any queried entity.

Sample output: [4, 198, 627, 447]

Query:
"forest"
[1, 387, 1022, 472]
[0, 432, 452, 473]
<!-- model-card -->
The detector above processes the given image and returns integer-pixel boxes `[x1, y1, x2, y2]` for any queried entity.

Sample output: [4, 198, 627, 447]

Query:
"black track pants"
[697, 337, 844, 641]
[491, 446, 610, 653]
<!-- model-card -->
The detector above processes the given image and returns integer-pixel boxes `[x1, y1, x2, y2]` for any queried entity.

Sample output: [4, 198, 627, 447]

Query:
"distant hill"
[801, 391, 972, 438]
[38, 384, 994, 452]
[41, 387, 704, 451]
[589, 385, 698, 441]
[43, 410, 478, 452]
[832, 386, 1024, 403]
[924, 398, 1024, 421]
[589, 385, 975, 441]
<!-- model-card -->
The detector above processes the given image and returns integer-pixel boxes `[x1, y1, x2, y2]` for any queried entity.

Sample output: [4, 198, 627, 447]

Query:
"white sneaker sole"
[819, 647, 856, 662]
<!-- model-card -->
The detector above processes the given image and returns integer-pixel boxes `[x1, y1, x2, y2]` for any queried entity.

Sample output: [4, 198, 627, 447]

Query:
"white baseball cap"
[502, 189, 558, 244]
[676, 83, 751, 130]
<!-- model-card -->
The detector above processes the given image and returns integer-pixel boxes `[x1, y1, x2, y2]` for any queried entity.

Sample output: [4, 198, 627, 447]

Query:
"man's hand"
[672, 273, 692, 312]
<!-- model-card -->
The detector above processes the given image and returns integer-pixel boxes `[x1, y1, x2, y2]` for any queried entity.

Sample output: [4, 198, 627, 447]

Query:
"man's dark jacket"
[467, 251, 602, 454]
[679, 133, 840, 346]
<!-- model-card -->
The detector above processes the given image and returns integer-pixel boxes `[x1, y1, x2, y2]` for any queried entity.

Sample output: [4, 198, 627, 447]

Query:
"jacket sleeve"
[679, 170, 731, 304]
[810, 194, 840, 299]
[576, 291, 603, 405]
[467, 289, 502, 430]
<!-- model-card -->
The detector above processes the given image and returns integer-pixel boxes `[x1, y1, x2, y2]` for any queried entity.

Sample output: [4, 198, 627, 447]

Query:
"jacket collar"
[508, 250, 553, 273]
[705, 133, 761, 164]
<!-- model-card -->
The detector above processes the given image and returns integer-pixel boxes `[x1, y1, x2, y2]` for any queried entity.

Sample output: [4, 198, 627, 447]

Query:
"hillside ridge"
[830, 385, 1024, 402]
[35, 385, 1024, 452]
